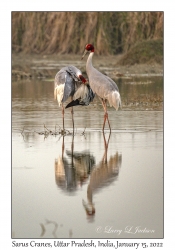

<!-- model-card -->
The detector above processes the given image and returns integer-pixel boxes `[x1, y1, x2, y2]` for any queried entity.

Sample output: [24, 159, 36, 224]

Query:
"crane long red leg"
[101, 99, 111, 132]
[102, 130, 111, 163]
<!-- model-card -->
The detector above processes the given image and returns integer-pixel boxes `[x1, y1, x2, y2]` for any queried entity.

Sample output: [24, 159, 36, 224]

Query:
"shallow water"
[12, 77, 163, 239]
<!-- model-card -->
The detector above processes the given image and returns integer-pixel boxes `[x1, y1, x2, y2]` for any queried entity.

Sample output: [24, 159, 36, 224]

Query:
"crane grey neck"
[86, 52, 94, 76]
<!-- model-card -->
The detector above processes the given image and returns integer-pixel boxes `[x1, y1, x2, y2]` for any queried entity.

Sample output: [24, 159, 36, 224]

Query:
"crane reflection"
[82, 132, 122, 217]
[54, 132, 122, 217]
[55, 135, 95, 192]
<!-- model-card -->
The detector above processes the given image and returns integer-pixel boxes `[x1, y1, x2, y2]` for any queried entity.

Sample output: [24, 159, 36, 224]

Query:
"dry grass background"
[12, 12, 163, 56]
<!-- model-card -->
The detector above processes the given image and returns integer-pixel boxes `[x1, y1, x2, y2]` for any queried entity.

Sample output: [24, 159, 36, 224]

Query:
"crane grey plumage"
[54, 65, 95, 130]
[54, 66, 81, 104]
[82, 44, 121, 131]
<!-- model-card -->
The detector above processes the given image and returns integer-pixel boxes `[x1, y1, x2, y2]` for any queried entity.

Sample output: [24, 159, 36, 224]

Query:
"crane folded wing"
[65, 84, 95, 108]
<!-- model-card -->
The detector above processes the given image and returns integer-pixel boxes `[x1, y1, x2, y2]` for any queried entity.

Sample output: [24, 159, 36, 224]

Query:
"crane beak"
[81, 49, 88, 60]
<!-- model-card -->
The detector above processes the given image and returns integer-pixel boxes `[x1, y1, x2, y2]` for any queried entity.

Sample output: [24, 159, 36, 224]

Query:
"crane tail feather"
[107, 91, 121, 110]
[54, 84, 65, 106]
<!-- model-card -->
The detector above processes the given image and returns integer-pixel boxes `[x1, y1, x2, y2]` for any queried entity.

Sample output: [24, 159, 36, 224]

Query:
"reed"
[12, 12, 163, 55]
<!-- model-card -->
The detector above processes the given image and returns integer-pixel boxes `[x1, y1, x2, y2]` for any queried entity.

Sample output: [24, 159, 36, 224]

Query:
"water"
[12, 76, 163, 239]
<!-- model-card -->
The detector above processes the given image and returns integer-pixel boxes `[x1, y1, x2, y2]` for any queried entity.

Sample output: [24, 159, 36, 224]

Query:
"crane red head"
[79, 74, 87, 84]
[81, 44, 94, 60]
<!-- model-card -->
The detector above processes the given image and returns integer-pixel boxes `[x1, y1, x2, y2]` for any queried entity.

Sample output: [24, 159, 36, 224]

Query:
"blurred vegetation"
[117, 39, 163, 65]
[12, 11, 163, 64]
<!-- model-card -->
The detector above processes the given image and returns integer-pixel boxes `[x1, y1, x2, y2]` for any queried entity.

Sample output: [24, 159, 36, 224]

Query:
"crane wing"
[104, 75, 120, 92]
[62, 73, 75, 103]
[54, 70, 75, 103]
[54, 70, 66, 88]
[54, 66, 85, 104]
[66, 66, 80, 82]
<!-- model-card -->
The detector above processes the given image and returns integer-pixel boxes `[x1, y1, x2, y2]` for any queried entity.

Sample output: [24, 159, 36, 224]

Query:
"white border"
[1, 1, 174, 249]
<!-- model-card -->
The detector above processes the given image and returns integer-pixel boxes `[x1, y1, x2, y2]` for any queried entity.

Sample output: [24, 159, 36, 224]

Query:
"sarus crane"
[54, 65, 95, 130]
[81, 44, 121, 131]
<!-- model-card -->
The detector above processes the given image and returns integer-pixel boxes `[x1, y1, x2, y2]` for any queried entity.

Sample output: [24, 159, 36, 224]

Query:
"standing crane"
[81, 44, 121, 131]
[54, 65, 95, 131]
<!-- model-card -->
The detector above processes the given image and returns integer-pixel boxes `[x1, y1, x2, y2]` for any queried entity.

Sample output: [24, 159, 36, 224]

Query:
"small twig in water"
[21, 127, 26, 141]
[20, 124, 75, 139]
[81, 127, 87, 139]
[21, 127, 25, 135]
[81, 127, 86, 135]
[45, 219, 58, 238]
[44, 124, 51, 133]
[40, 223, 46, 237]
